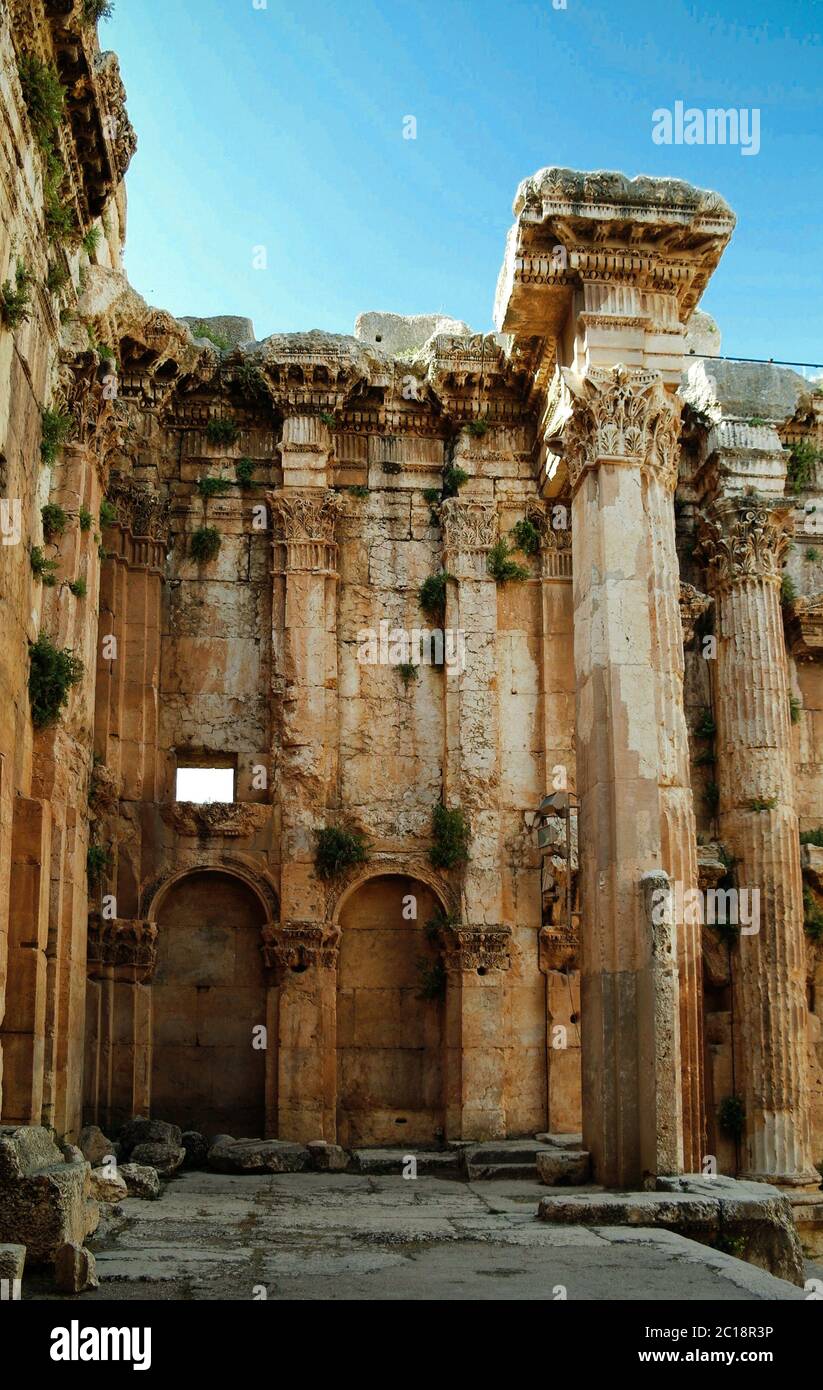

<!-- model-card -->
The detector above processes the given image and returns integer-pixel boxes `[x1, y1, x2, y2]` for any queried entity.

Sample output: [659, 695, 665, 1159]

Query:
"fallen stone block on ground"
[0, 1126, 98, 1265]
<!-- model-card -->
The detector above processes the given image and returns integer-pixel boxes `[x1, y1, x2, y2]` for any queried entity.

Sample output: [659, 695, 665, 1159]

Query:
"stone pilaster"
[698, 498, 817, 1184]
[564, 365, 687, 1185]
[262, 921, 339, 1141]
[83, 915, 156, 1134]
[439, 493, 512, 1139]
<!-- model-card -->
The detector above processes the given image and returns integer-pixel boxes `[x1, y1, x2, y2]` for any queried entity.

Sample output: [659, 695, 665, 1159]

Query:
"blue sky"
[104, 0, 821, 368]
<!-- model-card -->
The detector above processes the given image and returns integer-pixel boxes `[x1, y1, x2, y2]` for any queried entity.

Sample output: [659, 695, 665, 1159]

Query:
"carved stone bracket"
[697, 497, 792, 591]
[562, 365, 681, 493]
[87, 915, 157, 981]
[539, 923, 579, 972]
[439, 923, 512, 974]
[261, 921, 341, 978]
[679, 582, 712, 646]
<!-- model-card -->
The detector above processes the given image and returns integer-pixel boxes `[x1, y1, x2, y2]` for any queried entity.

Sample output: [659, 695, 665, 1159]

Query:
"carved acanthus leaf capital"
[439, 499, 498, 567]
[562, 365, 681, 492]
[679, 582, 712, 646]
[438, 923, 512, 974]
[87, 915, 157, 980]
[267, 489, 341, 543]
[697, 498, 792, 591]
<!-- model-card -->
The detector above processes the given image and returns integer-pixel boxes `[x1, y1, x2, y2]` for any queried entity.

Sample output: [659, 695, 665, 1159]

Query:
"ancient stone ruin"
[1, 2, 822, 1286]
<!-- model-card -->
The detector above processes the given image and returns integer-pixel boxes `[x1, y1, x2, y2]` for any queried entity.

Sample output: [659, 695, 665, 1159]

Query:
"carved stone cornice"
[440, 498, 498, 577]
[261, 921, 341, 977]
[679, 582, 712, 646]
[87, 915, 157, 981]
[784, 591, 823, 661]
[439, 924, 512, 974]
[562, 365, 681, 493]
[268, 488, 341, 574]
[160, 802, 271, 838]
[697, 497, 792, 592]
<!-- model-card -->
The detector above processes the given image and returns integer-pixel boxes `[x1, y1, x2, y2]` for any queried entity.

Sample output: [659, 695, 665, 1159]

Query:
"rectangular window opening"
[175, 765, 235, 805]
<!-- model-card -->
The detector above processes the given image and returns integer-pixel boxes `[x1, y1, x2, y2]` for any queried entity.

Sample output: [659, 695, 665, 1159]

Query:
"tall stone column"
[268, 440, 342, 1141]
[439, 494, 511, 1139]
[698, 498, 816, 1184]
[564, 366, 685, 1185]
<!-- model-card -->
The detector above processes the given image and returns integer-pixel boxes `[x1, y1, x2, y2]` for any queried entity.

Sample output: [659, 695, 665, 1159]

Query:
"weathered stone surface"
[307, 1141, 350, 1172]
[78, 1126, 116, 1166]
[89, 1167, 129, 1204]
[120, 1119, 183, 1156]
[54, 1243, 98, 1294]
[535, 1149, 592, 1186]
[119, 1164, 161, 1200]
[538, 1175, 805, 1285]
[208, 1139, 309, 1174]
[0, 1128, 98, 1266]
[129, 1143, 186, 1176]
[0, 1244, 25, 1284]
[182, 1132, 210, 1170]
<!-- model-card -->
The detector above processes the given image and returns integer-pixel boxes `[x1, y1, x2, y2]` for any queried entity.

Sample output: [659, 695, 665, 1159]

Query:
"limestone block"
[307, 1140, 349, 1172]
[0, 1126, 99, 1265]
[181, 1131, 209, 1169]
[54, 1243, 98, 1294]
[78, 1125, 116, 1166]
[89, 1167, 129, 1204]
[119, 1165, 161, 1200]
[535, 1149, 592, 1186]
[0, 1244, 25, 1285]
[208, 1139, 309, 1174]
[119, 1118, 182, 1156]
[128, 1143, 185, 1176]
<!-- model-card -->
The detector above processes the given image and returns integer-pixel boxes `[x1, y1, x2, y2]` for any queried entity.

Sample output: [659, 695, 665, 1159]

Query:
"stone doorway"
[152, 871, 268, 1138]
[337, 874, 445, 1147]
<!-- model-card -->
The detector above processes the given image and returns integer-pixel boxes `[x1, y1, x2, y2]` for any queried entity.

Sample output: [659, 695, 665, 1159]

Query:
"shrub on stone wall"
[717, 1094, 746, 1139]
[190, 526, 222, 563]
[314, 826, 370, 880]
[429, 804, 470, 870]
[0, 262, 32, 329]
[28, 635, 84, 729]
[419, 570, 452, 623]
[30, 546, 59, 586]
[18, 55, 65, 153]
[487, 538, 528, 584]
[40, 408, 74, 464]
[41, 503, 67, 539]
[511, 517, 541, 556]
[205, 418, 238, 445]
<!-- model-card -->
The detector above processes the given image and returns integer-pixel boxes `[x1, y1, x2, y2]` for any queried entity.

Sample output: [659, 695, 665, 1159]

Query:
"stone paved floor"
[24, 1172, 811, 1301]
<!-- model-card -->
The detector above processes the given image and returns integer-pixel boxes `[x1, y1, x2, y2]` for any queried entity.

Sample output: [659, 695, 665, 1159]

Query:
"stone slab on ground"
[351, 1148, 459, 1177]
[208, 1139, 309, 1174]
[463, 1139, 560, 1181]
[538, 1174, 805, 1285]
[21, 1171, 807, 1302]
[0, 1126, 99, 1265]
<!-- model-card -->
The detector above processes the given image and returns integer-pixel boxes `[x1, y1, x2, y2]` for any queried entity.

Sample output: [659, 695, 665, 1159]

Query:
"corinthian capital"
[267, 489, 341, 542]
[440, 499, 499, 580]
[697, 497, 792, 591]
[562, 365, 681, 492]
[261, 921, 340, 977]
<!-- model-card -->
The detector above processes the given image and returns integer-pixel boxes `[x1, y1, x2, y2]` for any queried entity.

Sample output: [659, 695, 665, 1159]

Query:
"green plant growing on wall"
[205, 417, 238, 445]
[695, 708, 717, 739]
[30, 547, 59, 586]
[781, 574, 799, 606]
[28, 634, 83, 728]
[511, 517, 541, 556]
[347, 485, 369, 499]
[1, 261, 33, 329]
[86, 843, 111, 885]
[429, 804, 470, 870]
[314, 826, 369, 880]
[466, 418, 489, 438]
[81, 224, 102, 257]
[693, 749, 715, 767]
[487, 538, 529, 584]
[83, 1, 114, 26]
[747, 795, 778, 812]
[233, 362, 267, 403]
[398, 662, 419, 688]
[40, 407, 74, 464]
[789, 693, 802, 725]
[703, 781, 720, 814]
[68, 577, 87, 599]
[190, 526, 221, 563]
[41, 503, 67, 540]
[803, 885, 823, 943]
[786, 439, 822, 494]
[415, 957, 446, 1001]
[419, 570, 452, 624]
[442, 464, 469, 498]
[235, 457, 256, 487]
[800, 827, 823, 847]
[717, 1094, 746, 1140]
[192, 321, 231, 351]
[99, 498, 117, 527]
[45, 261, 70, 295]
[197, 476, 232, 499]
[319, 411, 338, 429]
[18, 55, 66, 153]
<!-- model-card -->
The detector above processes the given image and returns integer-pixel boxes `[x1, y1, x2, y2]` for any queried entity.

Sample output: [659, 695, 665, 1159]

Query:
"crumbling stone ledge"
[537, 1174, 805, 1285]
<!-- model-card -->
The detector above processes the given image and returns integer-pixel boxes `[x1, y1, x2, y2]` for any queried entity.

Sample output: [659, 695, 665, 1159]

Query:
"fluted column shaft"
[701, 499, 815, 1184]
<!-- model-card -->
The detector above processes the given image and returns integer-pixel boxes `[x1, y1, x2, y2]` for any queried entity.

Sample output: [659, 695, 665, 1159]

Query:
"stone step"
[351, 1148, 460, 1177]
[462, 1138, 592, 1183]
